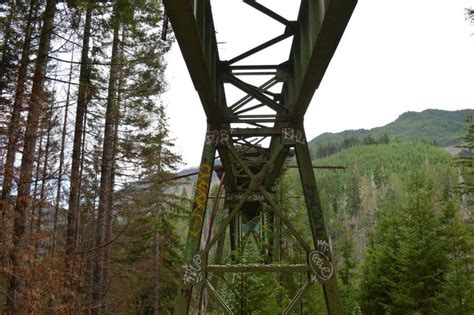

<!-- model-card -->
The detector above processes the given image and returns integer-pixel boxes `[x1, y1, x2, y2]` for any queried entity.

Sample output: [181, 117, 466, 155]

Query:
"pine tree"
[359, 189, 404, 314]
[1, 0, 39, 216]
[66, 0, 94, 268]
[346, 165, 361, 216]
[456, 115, 473, 213]
[359, 174, 451, 314]
[389, 174, 449, 314]
[437, 198, 473, 314]
[6, 0, 57, 311]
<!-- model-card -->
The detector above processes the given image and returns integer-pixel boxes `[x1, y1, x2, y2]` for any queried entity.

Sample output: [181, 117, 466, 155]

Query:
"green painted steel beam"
[225, 74, 287, 113]
[164, 0, 357, 313]
[230, 127, 281, 137]
[286, 0, 357, 120]
[206, 264, 311, 273]
[163, 0, 222, 124]
[294, 123, 342, 315]
[174, 135, 216, 315]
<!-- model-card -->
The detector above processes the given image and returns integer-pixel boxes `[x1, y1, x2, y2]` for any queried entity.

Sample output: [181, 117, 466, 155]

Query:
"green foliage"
[111, 181, 188, 313]
[437, 198, 474, 314]
[360, 177, 438, 313]
[456, 116, 473, 208]
[357, 172, 473, 314]
[283, 140, 472, 313]
[216, 240, 291, 314]
[309, 109, 474, 158]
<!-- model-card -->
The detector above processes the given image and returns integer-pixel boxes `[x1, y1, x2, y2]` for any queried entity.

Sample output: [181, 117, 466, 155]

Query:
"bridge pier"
[163, 0, 357, 313]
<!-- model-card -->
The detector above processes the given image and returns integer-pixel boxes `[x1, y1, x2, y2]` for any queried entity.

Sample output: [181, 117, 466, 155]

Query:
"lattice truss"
[162, 0, 357, 313]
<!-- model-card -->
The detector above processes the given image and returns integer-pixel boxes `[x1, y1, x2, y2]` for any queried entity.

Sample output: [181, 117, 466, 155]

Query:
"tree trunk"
[0, 1, 16, 97]
[66, 0, 94, 266]
[31, 116, 44, 229]
[0, 0, 39, 217]
[6, 0, 56, 311]
[92, 9, 121, 312]
[52, 49, 75, 255]
[36, 103, 54, 235]
[101, 25, 124, 313]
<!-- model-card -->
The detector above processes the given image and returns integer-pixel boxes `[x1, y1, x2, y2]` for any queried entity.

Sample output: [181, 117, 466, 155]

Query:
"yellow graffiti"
[189, 163, 211, 237]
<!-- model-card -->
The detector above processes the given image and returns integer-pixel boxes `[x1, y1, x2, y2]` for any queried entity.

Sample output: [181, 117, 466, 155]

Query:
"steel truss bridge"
[162, 0, 357, 313]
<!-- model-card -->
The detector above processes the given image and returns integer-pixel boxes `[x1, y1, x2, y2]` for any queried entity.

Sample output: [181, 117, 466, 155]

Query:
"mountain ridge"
[308, 108, 473, 158]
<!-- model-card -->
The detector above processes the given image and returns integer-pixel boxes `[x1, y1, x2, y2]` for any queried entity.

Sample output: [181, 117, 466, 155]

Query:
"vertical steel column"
[174, 127, 216, 315]
[293, 122, 342, 315]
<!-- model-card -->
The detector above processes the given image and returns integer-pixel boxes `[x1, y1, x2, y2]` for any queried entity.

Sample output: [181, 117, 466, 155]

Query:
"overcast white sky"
[163, 0, 474, 167]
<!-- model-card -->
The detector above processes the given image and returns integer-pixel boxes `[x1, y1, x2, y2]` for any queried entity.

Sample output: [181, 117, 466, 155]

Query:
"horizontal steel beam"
[206, 264, 310, 273]
[230, 127, 282, 137]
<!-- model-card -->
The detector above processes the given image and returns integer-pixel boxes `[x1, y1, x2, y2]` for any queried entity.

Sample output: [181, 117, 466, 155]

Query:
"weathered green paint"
[162, 0, 221, 124]
[286, 0, 358, 120]
[294, 124, 342, 315]
[206, 264, 310, 273]
[174, 134, 216, 315]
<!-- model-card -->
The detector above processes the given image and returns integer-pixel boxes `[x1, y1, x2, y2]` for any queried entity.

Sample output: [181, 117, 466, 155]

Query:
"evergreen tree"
[359, 174, 451, 314]
[389, 174, 448, 314]
[437, 198, 473, 314]
[359, 189, 404, 314]
[7, 0, 57, 311]
[346, 165, 361, 216]
[456, 115, 473, 212]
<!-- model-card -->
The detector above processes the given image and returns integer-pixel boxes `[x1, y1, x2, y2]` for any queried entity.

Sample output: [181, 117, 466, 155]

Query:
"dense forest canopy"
[0, 1, 472, 314]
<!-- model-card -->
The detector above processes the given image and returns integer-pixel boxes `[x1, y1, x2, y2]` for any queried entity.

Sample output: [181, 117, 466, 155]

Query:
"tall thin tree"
[6, 0, 57, 311]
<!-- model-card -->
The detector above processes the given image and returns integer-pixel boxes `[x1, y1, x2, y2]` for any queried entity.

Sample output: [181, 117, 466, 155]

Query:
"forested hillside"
[310, 109, 474, 158]
[284, 140, 473, 314]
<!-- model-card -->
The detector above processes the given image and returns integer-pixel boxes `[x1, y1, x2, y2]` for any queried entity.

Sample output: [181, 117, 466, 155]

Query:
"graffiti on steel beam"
[206, 129, 229, 146]
[227, 192, 265, 202]
[281, 128, 305, 144]
[309, 250, 333, 282]
[182, 253, 204, 285]
[316, 239, 330, 253]
[189, 163, 212, 237]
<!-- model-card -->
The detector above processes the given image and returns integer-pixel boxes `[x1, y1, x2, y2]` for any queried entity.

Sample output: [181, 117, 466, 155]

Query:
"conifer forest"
[0, 1, 473, 314]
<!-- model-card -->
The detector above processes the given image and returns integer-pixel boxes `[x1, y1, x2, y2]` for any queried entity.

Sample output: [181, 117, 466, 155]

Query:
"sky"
[163, 0, 474, 168]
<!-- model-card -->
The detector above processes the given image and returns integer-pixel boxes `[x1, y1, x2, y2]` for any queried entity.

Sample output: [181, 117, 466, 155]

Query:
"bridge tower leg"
[163, 0, 357, 313]
[174, 124, 343, 314]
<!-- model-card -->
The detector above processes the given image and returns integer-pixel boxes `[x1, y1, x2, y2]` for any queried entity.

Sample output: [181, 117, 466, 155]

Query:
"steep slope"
[309, 109, 473, 157]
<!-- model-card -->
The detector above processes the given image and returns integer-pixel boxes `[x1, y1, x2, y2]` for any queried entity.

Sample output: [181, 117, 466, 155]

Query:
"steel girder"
[163, 0, 356, 313]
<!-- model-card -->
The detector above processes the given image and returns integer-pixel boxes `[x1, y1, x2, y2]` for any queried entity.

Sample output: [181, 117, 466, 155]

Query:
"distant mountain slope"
[309, 109, 473, 157]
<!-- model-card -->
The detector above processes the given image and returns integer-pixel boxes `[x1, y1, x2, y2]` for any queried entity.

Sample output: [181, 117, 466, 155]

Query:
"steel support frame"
[174, 133, 216, 314]
[164, 0, 356, 313]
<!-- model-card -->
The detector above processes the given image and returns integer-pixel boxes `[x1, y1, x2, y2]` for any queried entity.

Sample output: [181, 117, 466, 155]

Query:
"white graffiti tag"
[309, 251, 334, 282]
[182, 254, 203, 285]
[206, 129, 229, 146]
[281, 128, 305, 144]
[227, 192, 265, 202]
[316, 239, 330, 253]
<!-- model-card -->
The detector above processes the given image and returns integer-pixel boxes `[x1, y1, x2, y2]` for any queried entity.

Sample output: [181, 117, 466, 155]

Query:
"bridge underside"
[162, 0, 356, 313]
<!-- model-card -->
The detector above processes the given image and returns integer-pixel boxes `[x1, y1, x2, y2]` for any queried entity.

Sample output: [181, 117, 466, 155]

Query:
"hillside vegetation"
[281, 139, 473, 314]
[309, 109, 474, 158]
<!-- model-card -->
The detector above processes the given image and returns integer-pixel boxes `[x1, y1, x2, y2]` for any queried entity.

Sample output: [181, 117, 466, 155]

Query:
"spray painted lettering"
[227, 192, 265, 202]
[316, 239, 330, 253]
[206, 129, 229, 146]
[182, 253, 203, 285]
[189, 163, 211, 237]
[309, 251, 334, 281]
[281, 128, 305, 144]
